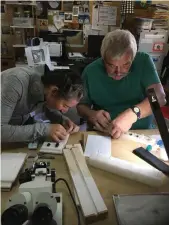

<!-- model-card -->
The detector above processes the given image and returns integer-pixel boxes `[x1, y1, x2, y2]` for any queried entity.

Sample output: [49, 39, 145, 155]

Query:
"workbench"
[1, 130, 169, 225]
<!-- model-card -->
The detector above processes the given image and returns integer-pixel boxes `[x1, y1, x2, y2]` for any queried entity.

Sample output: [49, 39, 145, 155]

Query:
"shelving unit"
[13, 44, 26, 47]
[3, 1, 38, 68]
[6, 2, 36, 6]
[10, 25, 35, 28]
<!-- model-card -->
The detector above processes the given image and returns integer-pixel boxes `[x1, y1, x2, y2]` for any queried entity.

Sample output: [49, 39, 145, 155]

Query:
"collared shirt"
[79, 52, 160, 129]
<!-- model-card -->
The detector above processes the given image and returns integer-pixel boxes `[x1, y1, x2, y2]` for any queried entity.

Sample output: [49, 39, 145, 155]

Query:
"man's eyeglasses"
[104, 60, 132, 70]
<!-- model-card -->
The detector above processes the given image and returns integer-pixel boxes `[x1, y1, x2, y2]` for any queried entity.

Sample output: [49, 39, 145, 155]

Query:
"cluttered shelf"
[5, 2, 37, 6]
[1, 1, 169, 75]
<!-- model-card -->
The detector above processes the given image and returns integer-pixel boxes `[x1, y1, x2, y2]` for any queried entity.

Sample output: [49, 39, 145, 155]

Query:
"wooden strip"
[71, 145, 108, 215]
[63, 148, 97, 218]
[73, 144, 83, 153]
[74, 188, 80, 206]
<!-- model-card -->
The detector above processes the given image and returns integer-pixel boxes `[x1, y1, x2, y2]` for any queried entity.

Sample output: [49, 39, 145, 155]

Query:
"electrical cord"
[54, 178, 81, 225]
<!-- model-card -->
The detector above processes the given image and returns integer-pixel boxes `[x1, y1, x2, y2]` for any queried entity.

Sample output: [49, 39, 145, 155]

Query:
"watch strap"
[131, 106, 141, 119]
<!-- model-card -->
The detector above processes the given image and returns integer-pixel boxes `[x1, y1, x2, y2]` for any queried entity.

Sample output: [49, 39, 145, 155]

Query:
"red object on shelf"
[161, 106, 169, 119]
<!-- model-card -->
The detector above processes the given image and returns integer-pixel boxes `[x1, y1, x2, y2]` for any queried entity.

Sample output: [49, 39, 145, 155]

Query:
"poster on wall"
[98, 5, 117, 25]
[64, 13, 73, 22]
[48, 10, 64, 32]
[73, 6, 79, 16]
[77, 1, 90, 24]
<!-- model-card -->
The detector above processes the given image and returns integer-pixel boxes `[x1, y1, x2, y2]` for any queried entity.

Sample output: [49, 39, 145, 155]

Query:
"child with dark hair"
[1, 65, 83, 143]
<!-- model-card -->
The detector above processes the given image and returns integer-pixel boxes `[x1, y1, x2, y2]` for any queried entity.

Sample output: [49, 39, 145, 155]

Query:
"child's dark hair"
[41, 65, 83, 100]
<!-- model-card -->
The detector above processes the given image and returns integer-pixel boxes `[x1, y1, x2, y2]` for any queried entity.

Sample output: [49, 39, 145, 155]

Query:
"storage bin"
[13, 17, 34, 27]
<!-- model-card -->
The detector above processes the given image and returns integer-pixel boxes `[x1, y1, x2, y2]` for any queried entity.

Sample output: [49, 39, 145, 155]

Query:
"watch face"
[134, 107, 140, 113]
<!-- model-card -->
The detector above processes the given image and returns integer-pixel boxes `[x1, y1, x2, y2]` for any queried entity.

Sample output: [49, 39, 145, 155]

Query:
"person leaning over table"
[1, 64, 83, 143]
[77, 29, 166, 139]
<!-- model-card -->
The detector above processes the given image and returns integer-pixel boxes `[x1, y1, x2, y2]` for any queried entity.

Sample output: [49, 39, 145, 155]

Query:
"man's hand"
[88, 110, 111, 132]
[63, 119, 80, 134]
[109, 109, 137, 139]
[49, 124, 68, 142]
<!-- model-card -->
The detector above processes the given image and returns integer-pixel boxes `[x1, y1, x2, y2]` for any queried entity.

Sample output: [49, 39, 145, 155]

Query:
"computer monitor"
[87, 35, 104, 58]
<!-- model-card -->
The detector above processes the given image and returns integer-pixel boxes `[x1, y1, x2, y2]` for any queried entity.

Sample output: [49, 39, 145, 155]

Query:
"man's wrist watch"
[130, 106, 141, 120]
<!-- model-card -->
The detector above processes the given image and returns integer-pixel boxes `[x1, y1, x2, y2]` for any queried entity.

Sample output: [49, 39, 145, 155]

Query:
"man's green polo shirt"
[80, 52, 160, 129]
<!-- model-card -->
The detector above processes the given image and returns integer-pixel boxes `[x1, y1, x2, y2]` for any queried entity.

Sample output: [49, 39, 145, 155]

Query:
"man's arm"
[77, 104, 93, 119]
[109, 53, 166, 138]
[77, 69, 93, 119]
[1, 75, 50, 143]
[77, 70, 111, 129]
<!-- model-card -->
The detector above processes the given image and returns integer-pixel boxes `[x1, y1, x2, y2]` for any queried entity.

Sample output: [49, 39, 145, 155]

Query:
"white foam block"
[87, 155, 169, 187]
[40, 135, 69, 154]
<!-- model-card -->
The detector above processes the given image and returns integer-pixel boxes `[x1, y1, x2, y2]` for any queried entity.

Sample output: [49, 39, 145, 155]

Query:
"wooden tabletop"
[1, 130, 169, 225]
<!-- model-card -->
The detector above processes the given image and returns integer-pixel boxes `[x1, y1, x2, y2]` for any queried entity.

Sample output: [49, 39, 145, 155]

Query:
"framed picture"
[79, 6, 84, 14]
[64, 13, 73, 23]
[36, 1, 48, 19]
[72, 6, 79, 16]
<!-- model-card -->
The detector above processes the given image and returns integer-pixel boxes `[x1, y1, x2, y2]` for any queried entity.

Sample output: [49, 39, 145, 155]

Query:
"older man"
[77, 29, 166, 139]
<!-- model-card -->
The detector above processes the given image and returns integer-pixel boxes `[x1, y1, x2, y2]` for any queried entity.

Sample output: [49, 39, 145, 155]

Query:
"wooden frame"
[63, 144, 108, 222]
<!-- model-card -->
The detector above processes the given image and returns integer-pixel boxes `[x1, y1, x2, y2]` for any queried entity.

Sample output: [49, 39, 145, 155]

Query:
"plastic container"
[134, 17, 154, 30]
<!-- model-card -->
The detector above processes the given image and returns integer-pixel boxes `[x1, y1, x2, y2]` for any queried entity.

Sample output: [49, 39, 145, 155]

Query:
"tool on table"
[38, 152, 55, 160]
[133, 147, 169, 175]
[132, 88, 169, 175]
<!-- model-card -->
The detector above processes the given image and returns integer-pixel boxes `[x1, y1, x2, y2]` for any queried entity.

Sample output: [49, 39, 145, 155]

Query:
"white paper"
[84, 135, 111, 158]
[84, 24, 92, 37]
[97, 25, 108, 35]
[25, 41, 52, 70]
[92, 5, 99, 29]
[83, 24, 100, 38]
[1, 153, 27, 182]
[98, 5, 117, 26]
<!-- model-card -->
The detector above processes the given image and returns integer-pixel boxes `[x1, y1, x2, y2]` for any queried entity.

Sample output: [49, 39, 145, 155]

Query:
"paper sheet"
[92, 5, 99, 29]
[1, 153, 27, 182]
[84, 135, 111, 158]
[98, 5, 117, 25]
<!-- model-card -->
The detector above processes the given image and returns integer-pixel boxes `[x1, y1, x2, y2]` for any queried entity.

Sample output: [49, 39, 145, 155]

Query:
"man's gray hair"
[101, 29, 137, 60]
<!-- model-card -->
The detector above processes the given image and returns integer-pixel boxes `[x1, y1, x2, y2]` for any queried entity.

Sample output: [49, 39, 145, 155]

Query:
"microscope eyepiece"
[1, 204, 28, 225]
[31, 203, 53, 225]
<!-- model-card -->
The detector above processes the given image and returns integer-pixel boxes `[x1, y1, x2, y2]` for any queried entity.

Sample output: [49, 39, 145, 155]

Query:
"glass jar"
[14, 11, 21, 17]
[24, 10, 30, 17]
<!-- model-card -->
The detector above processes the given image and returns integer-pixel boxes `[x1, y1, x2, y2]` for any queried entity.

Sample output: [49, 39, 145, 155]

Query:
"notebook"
[1, 152, 27, 191]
